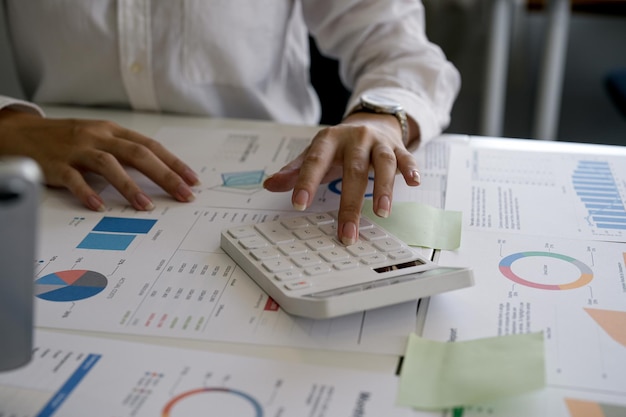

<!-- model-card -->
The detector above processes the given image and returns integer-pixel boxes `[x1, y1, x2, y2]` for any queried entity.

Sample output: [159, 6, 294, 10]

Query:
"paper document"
[445, 137, 626, 242]
[421, 138, 626, 415]
[0, 330, 425, 417]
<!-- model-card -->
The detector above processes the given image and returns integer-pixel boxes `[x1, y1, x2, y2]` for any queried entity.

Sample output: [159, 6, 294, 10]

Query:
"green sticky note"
[362, 200, 462, 250]
[397, 332, 546, 410]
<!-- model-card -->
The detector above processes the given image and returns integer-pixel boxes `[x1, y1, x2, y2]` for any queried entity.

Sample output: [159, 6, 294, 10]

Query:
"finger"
[262, 154, 305, 192]
[78, 149, 156, 211]
[290, 130, 338, 211]
[371, 143, 398, 218]
[46, 164, 107, 212]
[110, 125, 201, 187]
[396, 148, 421, 186]
[337, 142, 371, 246]
[103, 137, 196, 203]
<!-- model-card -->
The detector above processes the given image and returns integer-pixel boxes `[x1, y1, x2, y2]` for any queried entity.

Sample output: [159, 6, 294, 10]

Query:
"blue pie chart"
[35, 270, 108, 302]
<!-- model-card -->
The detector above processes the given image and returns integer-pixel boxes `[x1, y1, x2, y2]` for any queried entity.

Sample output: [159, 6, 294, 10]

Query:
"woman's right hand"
[0, 109, 199, 211]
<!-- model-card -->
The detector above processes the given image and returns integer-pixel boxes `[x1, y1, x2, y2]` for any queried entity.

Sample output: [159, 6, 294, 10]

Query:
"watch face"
[361, 93, 403, 112]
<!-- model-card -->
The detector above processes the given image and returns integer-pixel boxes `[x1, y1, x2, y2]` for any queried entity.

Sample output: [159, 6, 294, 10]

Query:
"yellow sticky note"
[397, 332, 546, 410]
[362, 201, 462, 250]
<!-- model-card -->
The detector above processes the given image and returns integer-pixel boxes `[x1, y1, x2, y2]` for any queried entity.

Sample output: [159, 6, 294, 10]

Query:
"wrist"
[348, 93, 410, 147]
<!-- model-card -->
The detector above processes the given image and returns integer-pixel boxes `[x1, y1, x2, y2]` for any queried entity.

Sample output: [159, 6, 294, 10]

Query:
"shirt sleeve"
[0, 96, 44, 115]
[301, 0, 461, 144]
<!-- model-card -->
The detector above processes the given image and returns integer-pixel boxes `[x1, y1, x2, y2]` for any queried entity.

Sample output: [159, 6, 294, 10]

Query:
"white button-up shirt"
[0, 0, 460, 142]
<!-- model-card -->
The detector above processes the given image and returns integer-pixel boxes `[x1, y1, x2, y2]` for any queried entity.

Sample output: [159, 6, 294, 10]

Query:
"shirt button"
[130, 62, 142, 74]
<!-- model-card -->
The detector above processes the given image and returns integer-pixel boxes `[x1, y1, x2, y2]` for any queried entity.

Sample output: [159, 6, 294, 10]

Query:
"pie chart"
[35, 270, 108, 302]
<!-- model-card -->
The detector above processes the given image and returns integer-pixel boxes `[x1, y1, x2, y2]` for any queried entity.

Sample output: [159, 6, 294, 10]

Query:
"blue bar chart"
[77, 217, 157, 251]
[573, 160, 626, 230]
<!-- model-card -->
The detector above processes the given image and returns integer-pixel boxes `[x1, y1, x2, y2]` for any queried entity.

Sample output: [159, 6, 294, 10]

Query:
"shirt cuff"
[0, 97, 45, 116]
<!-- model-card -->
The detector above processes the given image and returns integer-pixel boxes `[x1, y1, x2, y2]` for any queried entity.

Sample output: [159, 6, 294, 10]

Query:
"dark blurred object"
[527, 0, 626, 14]
[308, 36, 352, 126]
[606, 68, 626, 118]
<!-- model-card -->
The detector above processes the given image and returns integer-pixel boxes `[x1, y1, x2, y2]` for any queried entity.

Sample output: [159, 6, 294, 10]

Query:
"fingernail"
[411, 170, 421, 185]
[183, 168, 201, 186]
[376, 195, 391, 218]
[293, 189, 309, 211]
[88, 195, 106, 212]
[176, 183, 196, 202]
[262, 174, 274, 189]
[341, 222, 358, 246]
[135, 192, 155, 211]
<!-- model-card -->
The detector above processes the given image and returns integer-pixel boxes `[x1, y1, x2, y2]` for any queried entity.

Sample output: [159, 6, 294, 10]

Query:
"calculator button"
[304, 264, 332, 276]
[281, 217, 310, 229]
[293, 226, 323, 240]
[228, 226, 257, 239]
[333, 259, 360, 270]
[305, 237, 335, 251]
[319, 248, 350, 263]
[239, 236, 268, 249]
[262, 258, 293, 273]
[358, 217, 374, 229]
[285, 280, 311, 290]
[373, 238, 403, 252]
[346, 242, 376, 257]
[255, 223, 294, 244]
[319, 223, 338, 236]
[277, 242, 308, 255]
[306, 213, 335, 225]
[359, 227, 388, 241]
[388, 249, 414, 260]
[275, 270, 302, 281]
[291, 253, 322, 267]
[360, 253, 388, 264]
[249, 248, 280, 260]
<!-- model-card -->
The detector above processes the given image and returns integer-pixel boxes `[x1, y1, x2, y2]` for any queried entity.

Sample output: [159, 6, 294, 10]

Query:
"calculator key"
[388, 249, 414, 260]
[291, 253, 322, 267]
[319, 223, 338, 236]
[360, 227, 388, 241]
[262, 258, 293, 272]
[228, 226, 257, 239]
[255, 223, 294, 244]
[293, 226, 323, 240]
[306, 213, 334, 225]
[249, 247, 280, 260]
[305, 237, 335, 251]
[360, 253, 388, 264]
[319, 248, 350, 263]
[373, 238, 403, 252]
[281, 216, 310, 229]
[285, 280, 311, 290]
[239, 236, 268, 249]
[304, 264, 332, 276]
[358, 216, 375, 229]
[346, 242, 377, 257]
[277, 241, 308, 255]
[333, 259, 360, 270]
[275, 270, 302, 281]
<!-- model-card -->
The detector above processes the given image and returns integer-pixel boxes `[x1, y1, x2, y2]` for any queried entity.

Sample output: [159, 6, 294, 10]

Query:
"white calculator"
[220, 211, 474, 319]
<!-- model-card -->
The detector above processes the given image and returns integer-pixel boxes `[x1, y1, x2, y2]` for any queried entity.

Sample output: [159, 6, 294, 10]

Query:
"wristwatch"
[350, 93, 409, 146]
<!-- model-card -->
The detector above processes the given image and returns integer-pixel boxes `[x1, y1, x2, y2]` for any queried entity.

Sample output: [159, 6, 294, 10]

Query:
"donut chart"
[499, 251, 593, 290]
[35, 270, 108, 302]
[328, 176, 375, 197]
[162, 387, 263, 417]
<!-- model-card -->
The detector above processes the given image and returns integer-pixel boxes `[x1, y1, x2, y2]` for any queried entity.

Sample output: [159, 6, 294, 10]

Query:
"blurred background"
[2, 1, 625, 145]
